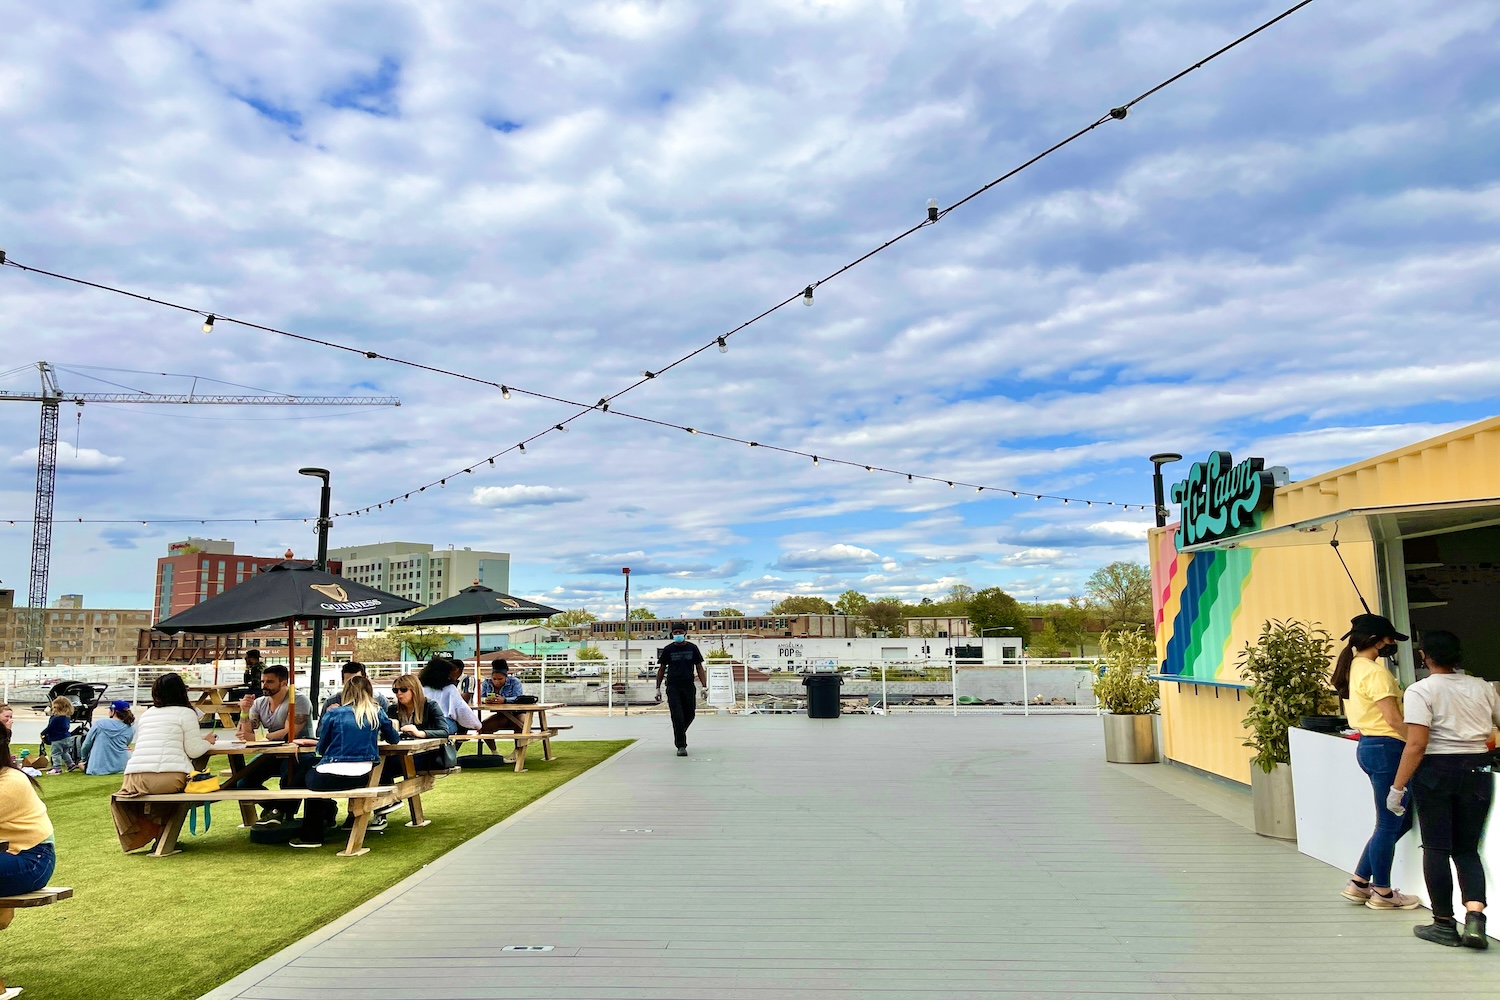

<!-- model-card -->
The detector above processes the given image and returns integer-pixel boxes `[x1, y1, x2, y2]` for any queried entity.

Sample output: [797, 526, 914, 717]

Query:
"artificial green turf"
[2, 739, 630, 1000]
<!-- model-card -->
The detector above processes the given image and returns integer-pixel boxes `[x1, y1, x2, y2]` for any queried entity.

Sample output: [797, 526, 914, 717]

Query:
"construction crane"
[1, 361, 401, 666]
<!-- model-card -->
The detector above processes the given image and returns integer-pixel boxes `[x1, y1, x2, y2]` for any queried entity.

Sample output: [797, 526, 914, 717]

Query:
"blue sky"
[2, 0, 1499, 616]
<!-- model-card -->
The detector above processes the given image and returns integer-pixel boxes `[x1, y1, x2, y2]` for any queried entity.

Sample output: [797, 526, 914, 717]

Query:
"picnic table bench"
[112, 737, 451, 858]
[0, 842, 73, 999]
[459, 702, 568, 771]
[188, 684, 243, 729]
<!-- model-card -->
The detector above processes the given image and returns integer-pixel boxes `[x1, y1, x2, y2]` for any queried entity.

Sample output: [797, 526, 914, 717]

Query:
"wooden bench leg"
[226, 755, 259, 828]
[151, 806, 189, 858]
[339, 806, 372, 858]
[399, 755, 429, 828]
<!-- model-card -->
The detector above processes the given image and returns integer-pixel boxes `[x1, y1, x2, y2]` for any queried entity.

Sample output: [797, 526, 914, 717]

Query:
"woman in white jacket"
[109, 672, 216, 852]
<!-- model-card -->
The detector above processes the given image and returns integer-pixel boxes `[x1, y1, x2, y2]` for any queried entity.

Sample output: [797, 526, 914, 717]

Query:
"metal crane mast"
[2, 361, 401, 666]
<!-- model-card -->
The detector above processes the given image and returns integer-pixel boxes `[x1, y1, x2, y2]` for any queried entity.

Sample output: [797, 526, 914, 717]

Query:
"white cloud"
[1003, 547, 1064, 566]
[11, 445, 125, 474]
[469, 485, 585, 507]
[1086, 520, 1153, 541]
[773, 543, 883, 571]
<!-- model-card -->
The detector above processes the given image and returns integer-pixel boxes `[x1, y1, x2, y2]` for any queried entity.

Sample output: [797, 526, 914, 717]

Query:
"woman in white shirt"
[109, 672, 216, 853]
[419, 657, 480, 734]
[1391, 631, 1500, 949]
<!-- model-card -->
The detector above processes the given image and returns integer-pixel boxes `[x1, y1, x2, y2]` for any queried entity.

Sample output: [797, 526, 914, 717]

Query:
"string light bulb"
[501, 385, 510, 400]
[641, 370, 656, 379]
[802, 285, 814, 307]
[812, 455, 819, 466]
[717, 336, 728, 353]
[202, 314, 216, 334]
[518, 442, 526, 453]
[686, 427, 697, 434]
[927, 199, 939, 222]
[555, 424, 568, 432]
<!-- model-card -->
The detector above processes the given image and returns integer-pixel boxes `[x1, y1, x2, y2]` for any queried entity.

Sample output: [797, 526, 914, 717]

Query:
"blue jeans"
[0, 841, 56, 896]
[1354, 735, 1413, 886]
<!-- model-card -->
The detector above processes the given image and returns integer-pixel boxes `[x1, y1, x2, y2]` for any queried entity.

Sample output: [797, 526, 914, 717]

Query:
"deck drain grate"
[619, 828, 653, 833]
[503, 945, 555, 952]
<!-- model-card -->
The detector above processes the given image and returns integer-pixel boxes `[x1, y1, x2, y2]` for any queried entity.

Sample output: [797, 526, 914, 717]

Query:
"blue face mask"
[673, 634, 687, 642]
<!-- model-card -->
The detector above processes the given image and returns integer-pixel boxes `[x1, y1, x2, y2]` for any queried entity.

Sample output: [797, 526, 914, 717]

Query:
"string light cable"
[0, 0, 1314, 516]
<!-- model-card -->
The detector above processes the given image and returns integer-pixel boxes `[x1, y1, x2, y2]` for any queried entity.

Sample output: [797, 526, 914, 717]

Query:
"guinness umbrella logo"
[498, 598, 521, 608]
[311, 583, 349, 602]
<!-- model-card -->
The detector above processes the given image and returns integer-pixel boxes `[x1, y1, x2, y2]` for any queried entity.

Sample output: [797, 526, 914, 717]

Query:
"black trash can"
[803, 672, 843, 719]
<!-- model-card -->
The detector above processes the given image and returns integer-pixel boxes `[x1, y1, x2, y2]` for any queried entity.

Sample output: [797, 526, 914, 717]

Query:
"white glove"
[1386, 786, 1406, 817]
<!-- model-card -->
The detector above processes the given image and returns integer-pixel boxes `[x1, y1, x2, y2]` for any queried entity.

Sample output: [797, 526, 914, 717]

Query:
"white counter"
[1290, 726, 1498, 932]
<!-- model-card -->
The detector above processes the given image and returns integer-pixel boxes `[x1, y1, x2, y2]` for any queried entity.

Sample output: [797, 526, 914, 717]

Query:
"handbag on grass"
[184, 769, 220, 835]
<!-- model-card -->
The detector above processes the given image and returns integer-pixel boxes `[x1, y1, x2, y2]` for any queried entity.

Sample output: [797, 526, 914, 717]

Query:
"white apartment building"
[328, 541, 511, 628]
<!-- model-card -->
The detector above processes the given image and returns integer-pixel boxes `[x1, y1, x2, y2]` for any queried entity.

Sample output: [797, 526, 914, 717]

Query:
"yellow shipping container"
[1150, 416, 1500, 783]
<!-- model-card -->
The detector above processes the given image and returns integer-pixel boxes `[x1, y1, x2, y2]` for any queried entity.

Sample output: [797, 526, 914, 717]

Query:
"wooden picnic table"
[188, 684, 243, 730]
[198, 736, 449, 836]
[463, 701, 567, 772]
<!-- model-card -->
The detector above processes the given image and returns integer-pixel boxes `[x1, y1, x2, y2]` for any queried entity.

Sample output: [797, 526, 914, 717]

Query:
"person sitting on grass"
[322, 661, 389, 714]
[420, 656, 480, 735]
[0, 724, 56, 930]
[79, 700, 135, 775]
[40, 696, 79, 774]
[110, 673, 216, 853]
[286, 675, 399, 849]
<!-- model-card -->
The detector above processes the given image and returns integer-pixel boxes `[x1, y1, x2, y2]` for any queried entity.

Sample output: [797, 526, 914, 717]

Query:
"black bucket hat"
[1341, 613, 1409, 642]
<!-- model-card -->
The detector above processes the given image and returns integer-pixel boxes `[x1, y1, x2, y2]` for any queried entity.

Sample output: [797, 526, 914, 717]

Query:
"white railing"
[0, 656, 1103, 716]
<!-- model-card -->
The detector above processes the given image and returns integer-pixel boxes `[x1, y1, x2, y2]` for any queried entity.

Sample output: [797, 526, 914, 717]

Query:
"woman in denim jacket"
[288, 675, 398, 849]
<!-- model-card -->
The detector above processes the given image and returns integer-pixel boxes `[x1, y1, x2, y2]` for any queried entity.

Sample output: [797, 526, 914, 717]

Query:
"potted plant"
[1092, 627, 1160, 763]
[1239, 618, 1338, 840]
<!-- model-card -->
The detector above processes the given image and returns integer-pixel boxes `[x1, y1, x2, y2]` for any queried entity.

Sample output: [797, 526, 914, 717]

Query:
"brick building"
[153, 539, 341, 623]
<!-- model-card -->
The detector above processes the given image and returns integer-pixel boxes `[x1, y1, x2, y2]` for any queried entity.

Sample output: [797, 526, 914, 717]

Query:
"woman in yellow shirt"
[1330, 613, 1418, 910]
[1, 722, 56, 928]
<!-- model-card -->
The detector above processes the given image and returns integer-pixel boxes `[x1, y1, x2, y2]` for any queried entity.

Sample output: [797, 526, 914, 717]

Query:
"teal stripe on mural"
[1194, 548, 1254, 681]
[1163, 513, 1262, 680]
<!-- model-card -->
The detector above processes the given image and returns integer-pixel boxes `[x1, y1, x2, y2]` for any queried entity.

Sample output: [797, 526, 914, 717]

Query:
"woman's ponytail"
[1330, 642, 1355, 701]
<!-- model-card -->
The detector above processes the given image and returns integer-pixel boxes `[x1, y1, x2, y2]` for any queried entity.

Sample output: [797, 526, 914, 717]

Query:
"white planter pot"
[1102, 713, 1158, 764]
[1251, 761, 1297, 840]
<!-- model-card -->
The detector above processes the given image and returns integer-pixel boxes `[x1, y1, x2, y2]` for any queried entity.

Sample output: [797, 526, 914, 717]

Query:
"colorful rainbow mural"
[1153, 526, 1257, 683]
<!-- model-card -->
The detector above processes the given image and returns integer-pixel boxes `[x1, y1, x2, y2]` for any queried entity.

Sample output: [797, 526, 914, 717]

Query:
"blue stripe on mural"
[1162, 550, 1213, 676]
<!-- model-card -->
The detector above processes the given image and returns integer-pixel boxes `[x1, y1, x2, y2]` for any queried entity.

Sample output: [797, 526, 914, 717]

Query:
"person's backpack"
[184, 769, 220, 835]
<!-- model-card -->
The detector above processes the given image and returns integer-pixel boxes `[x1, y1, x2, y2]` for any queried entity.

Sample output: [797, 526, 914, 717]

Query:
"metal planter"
[1251, 761, 1297, 840]
[1102, 713, 1158, 764]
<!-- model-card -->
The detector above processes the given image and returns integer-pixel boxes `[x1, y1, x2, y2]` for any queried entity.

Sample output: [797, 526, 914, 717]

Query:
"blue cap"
[111, 699, 131, 712]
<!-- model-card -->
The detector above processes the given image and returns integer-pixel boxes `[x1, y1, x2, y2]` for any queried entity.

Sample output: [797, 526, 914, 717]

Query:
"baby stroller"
[32, 680, 110, 757]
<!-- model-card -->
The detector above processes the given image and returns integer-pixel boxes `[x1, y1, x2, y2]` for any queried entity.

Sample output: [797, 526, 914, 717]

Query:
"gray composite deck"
[205, 714, 1495, 999]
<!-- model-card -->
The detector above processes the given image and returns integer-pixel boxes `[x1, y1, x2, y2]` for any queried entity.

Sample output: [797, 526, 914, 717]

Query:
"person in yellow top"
[1330, 613, 1419, 910]
[1, 722, 57, 929]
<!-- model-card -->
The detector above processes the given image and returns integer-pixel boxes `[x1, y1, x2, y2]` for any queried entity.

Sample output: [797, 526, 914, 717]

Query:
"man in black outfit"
[656, 628, 707, 756]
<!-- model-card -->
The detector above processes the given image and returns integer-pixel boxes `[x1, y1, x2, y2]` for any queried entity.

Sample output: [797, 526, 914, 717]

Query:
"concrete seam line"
[196, 739, 640, 1000]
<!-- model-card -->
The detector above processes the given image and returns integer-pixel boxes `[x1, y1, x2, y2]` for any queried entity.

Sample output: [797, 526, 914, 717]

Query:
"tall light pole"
[299, 467, 332, 715]
[621, 567, 631, 716]
[1149, 453, 1183, 529]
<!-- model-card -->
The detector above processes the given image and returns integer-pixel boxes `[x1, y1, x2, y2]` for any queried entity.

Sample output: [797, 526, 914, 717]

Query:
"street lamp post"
[621, 567, 630, 717]
[299, 467, 332, 715]
[1149, 453, 1183, 529]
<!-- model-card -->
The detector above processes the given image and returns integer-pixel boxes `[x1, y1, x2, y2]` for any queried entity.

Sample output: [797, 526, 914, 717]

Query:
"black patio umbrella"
[399, 585, 562, 703]
[153, 560, 420, 728]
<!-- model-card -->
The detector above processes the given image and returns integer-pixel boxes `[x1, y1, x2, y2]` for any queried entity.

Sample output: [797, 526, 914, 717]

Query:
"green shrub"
[706, 648, 733, 660]
[575, 645, 606, 661]
[1092, 626, 1159, 715]
[1239, 618, 1338, 774]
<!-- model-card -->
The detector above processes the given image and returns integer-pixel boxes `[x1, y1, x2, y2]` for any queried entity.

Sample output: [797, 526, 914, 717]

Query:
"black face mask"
[1377, 643, 1398, 659]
